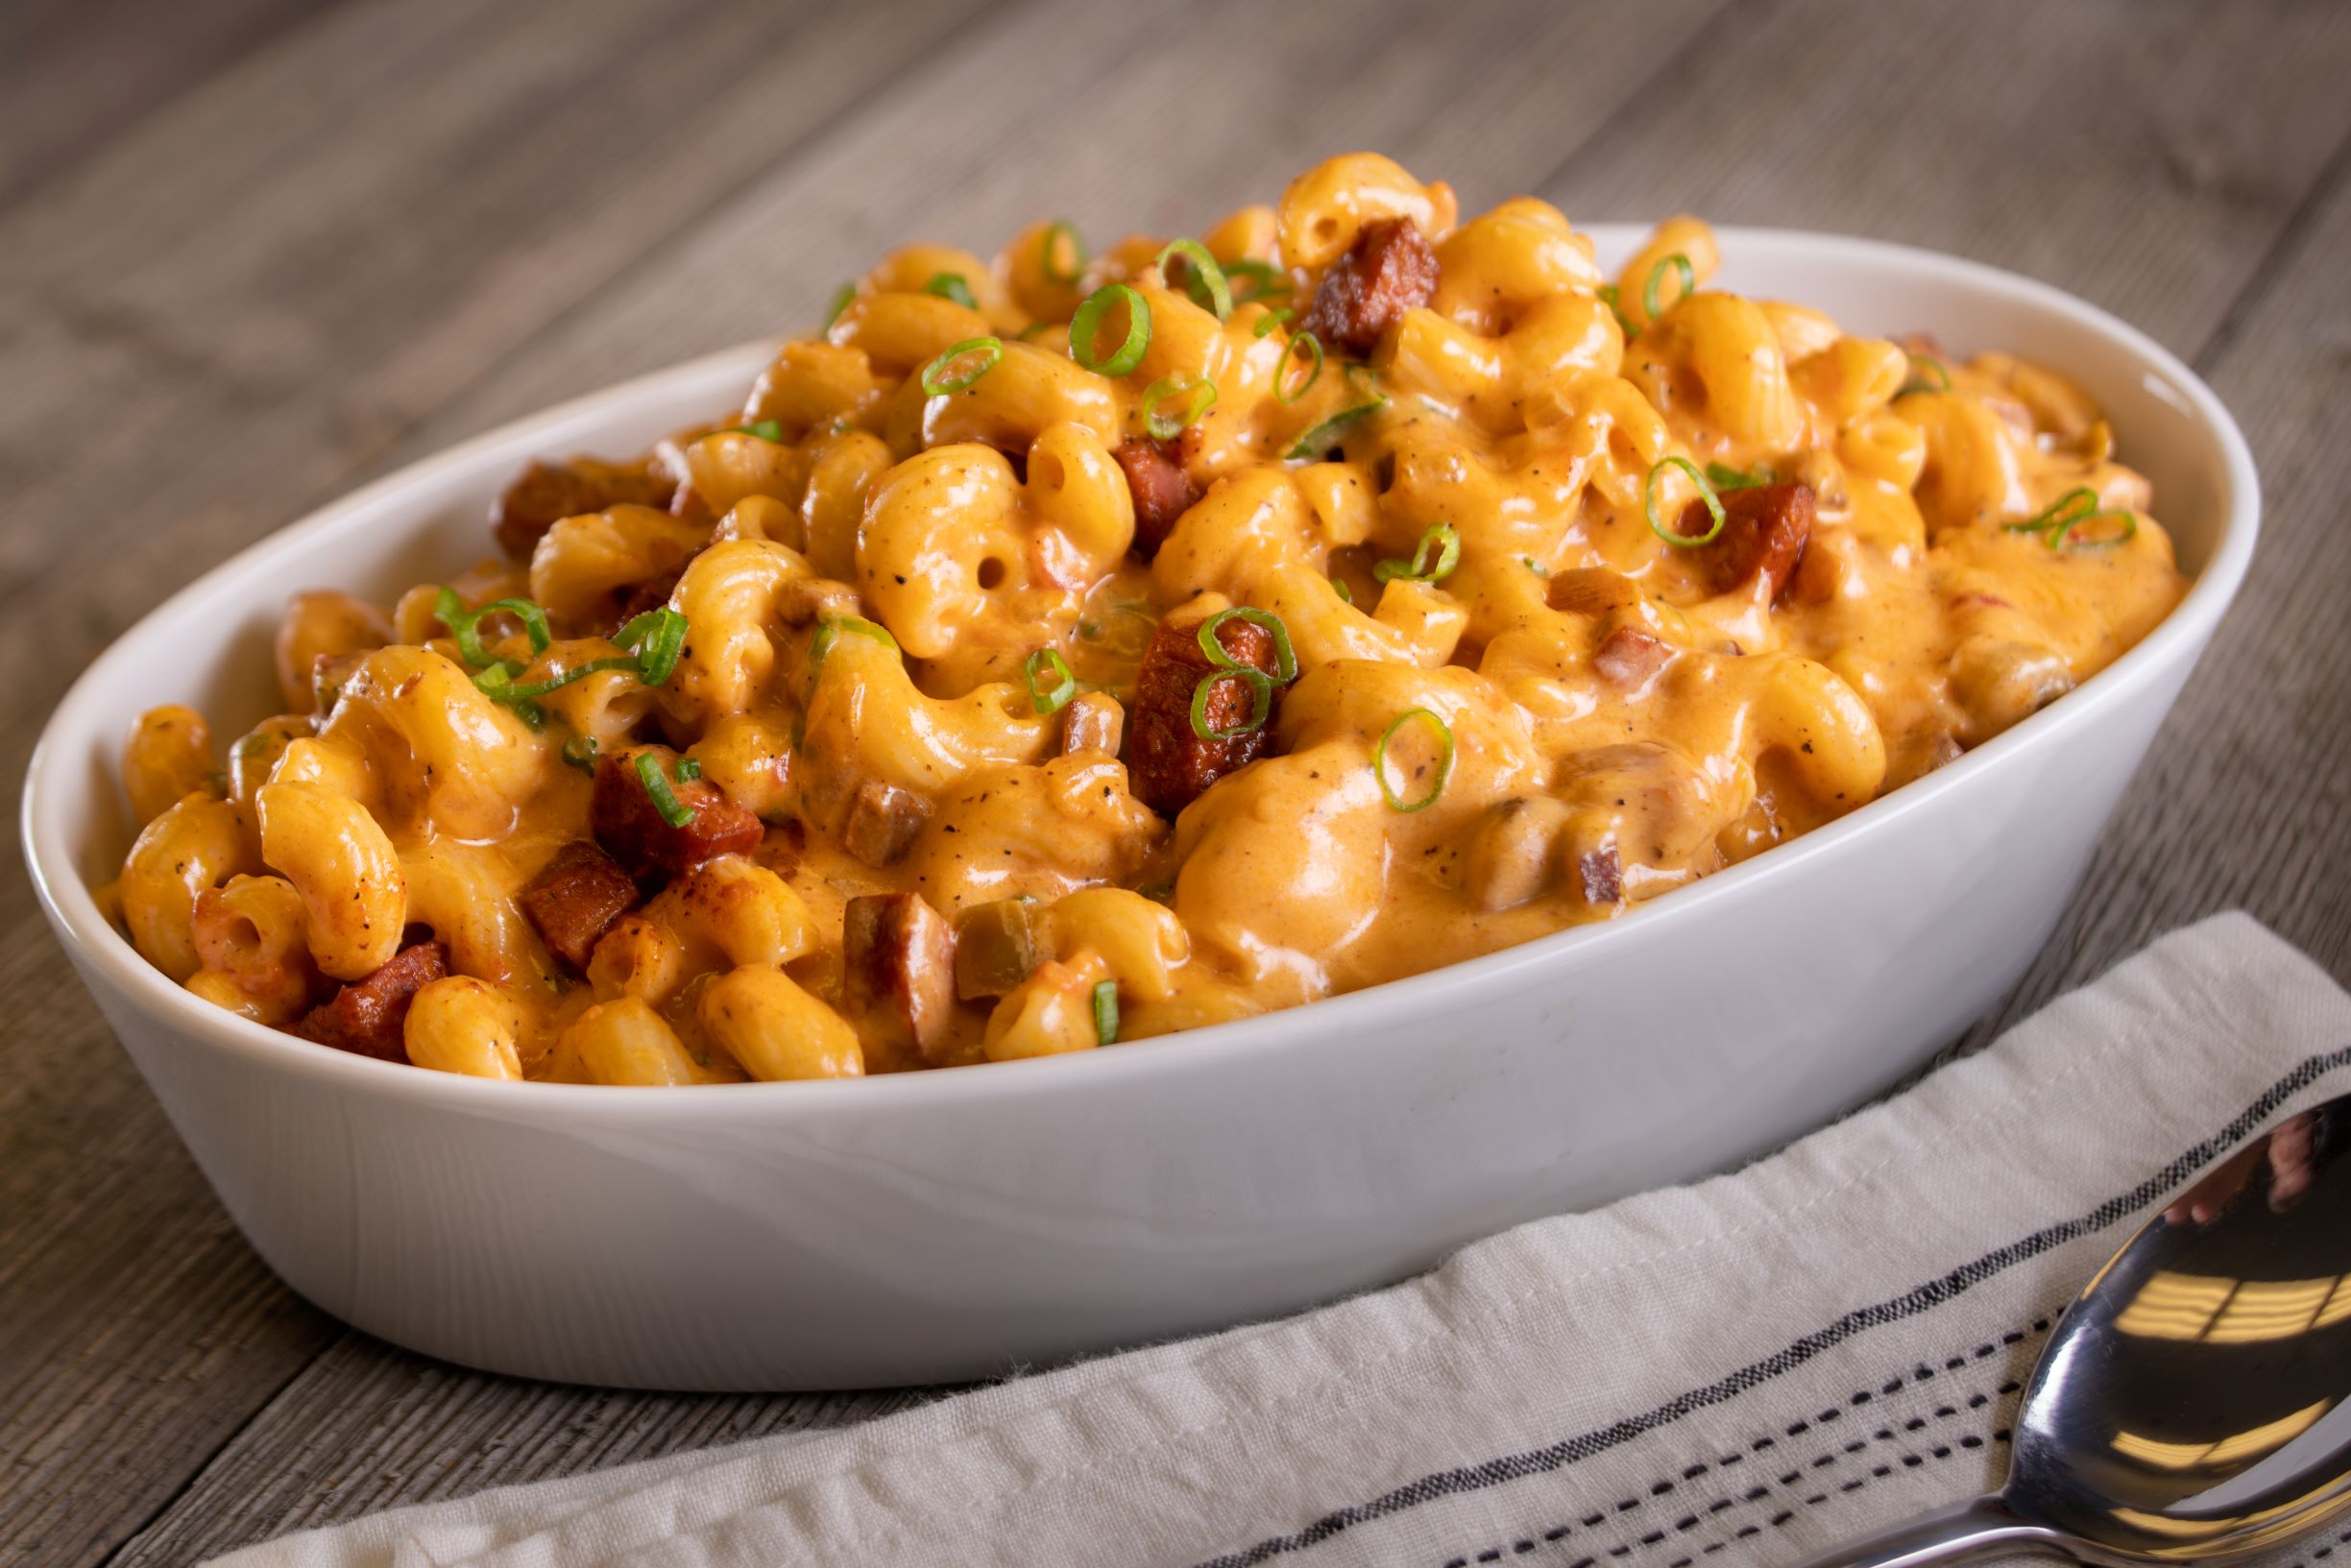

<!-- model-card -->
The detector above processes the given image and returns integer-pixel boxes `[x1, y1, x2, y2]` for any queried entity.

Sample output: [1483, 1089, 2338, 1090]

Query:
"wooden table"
[5, 0, 2348, 1559]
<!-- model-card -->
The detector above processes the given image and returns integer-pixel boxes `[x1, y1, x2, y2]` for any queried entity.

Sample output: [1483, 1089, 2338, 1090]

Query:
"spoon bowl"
[1789, 1094, 2351, 1568]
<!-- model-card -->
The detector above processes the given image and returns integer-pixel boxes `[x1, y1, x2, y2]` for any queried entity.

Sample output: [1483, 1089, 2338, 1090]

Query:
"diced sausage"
[492, 457, 676, 560]
[1676, 481, 1814, 603]
[520, 841, 642, 972]
[294, 940, 448, 1063]
[1578, 847, 1624, 908]
[1545, 567, 1641, 618]
[841, 892, 958, 1067]
[591, 746, 763, 880]
[840, 779, 931, 867]
[1060, 691, 1126, 758]
[1299, 218, 1439, 355]
[1593, 627, 1673, 687]
[1127, 611, 1282, 818]
[1111, 436, 1200, 558]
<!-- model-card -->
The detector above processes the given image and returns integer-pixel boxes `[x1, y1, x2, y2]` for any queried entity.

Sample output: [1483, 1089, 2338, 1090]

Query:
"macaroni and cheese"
[106, 154, 2188, 1083]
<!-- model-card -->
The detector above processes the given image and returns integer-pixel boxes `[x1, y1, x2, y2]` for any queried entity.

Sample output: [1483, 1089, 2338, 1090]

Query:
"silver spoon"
[1787, 1092, 2351, 1568]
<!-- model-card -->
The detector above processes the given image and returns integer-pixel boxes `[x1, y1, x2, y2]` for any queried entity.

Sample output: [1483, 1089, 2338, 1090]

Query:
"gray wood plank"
[0, 3, 1000, 1564]
[0, 0, 332, 209]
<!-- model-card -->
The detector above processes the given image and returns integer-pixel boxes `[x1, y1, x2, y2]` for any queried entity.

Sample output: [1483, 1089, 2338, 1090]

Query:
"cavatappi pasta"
[107, 154, 2187, 1083]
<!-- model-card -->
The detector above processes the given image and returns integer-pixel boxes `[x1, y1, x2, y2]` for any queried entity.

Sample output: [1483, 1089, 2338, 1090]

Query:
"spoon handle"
[1778, 1495, 2064, 1568]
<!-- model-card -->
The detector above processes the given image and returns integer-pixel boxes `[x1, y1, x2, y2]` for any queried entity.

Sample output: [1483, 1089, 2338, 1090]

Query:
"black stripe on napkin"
[1194, 1045, 2351, 1568]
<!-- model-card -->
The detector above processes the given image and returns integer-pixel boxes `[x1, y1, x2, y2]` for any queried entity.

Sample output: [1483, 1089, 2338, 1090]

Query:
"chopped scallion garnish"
[1597, 282, 1636, 338]
[1896, 353, 1951, 398]
[1069, 283, 1151, 376]
[2006, 487, 2136, 550]
[1373, 522, 1462, 584]
[1374, 708, 1454, 813]
[1092, 978, 1120, 1046]
[1187, 667, 1274, 740]
[923, 272, 978, 309]
[1023, 647, 1078, 713]
[615, 606, 691, 688]
[434, 588, 552, 670]
[1224, 258, 1293, 304]
[1282, 366, 1389, 460]
[731, 419, 785, 443]
[1140, 373, 1218, 441]
[675, 757, 702, 782]
[634, 751, 695, 828]
[1155, 238, 1233, 321]
[1645, 456, 1728, 547]
[824, 282, 856, 329]
[561, 736, 599, 772]
[1643, 253, 1695, 320]
[1196, 606, 1298, 682]
[804, 615, 899, 700]
[1039, 220, 1086, 286]
[1333, 579, 1352, 606]
[1705, 461, 1768, 491]
[1272, 329, 1323, 404]
[1251, 307, 1296, 338]
[919, 335, 1005, 397]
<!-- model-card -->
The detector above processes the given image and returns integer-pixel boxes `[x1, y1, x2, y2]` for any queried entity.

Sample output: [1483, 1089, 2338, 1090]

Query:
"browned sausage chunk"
[521, 842, 642, 972]
[1592, 626, 1674, 687]
[840, 779, 931, 867]
[841, 892, 958, 1067]
[1677, 482, 1814, 603]
[1111, 436, 1200, 558]
[1300, 218, 1440, 355]
[590, 747, 763, 880]
[492, 457, 676, 560]
[1127, 612, 1283, 817]
[294, 940, 448, 1063]
[1578, 847, 1624, 908]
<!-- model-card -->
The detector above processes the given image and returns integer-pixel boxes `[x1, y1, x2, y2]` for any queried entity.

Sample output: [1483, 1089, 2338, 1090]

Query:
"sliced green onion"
[1196, 606, 1298, 682]
[2008, 487, 2135, 550]
[634, 751, 694, 828]
[1140, 373, 1218, 441]
[1225, 258, 1293, 304]
[561, 736, 599, 772]
[1645, 456, 1728, 547]
[1643, 253, 1695, 320]
[482, 655, 641, 702]
[469, 663, 545, 730]
[1092, 978, 1120, 1046]
[434, 589, 552, 669]
[919, 335, 1004, 396]
[1333, 579, 1353, 606]
[675, 757, 702, 782]
[615, 606, 691, 688]
[1272, 330, 1323, 404]
[1070, 283, 1151, 376]
[1251, 307, 1296, 338]
[1705, 461, 1768, 491]
[1374, 708, 1454, 813]
[1373, 522, 1462, 584]
[731, 419, 785, 443]
[1521, 556, 1550, 577]
[1039, 220, 1086, 286]
[1188, 667, 1274, 740]
[824, 282, 856, 329]
[1597, 282, 1637, 338]
[804, 615, 899, 700]
[1023, 647, 1078, 713]
[1155, 238, 1233, 320]
[1282, 368, 1389, 461]
[923, 273, 978, 309]
[1896, 353, 1951, 398]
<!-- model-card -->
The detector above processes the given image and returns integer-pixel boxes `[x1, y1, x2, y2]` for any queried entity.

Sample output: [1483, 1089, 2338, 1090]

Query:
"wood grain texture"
[0, 1, 2341, 1562]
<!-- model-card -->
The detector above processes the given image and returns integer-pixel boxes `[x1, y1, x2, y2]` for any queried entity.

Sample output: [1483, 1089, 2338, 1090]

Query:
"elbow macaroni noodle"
[107, 156, 2186, 1083]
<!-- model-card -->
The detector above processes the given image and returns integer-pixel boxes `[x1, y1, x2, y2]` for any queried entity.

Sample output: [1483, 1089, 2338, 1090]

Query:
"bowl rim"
[22, 225, 2262, 1119]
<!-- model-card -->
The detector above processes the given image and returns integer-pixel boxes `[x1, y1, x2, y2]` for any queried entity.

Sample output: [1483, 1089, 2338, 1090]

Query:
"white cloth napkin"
[214, 912, 2351, 1568]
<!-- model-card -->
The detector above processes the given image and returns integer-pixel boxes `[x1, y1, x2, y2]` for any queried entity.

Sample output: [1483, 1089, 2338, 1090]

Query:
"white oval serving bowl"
[24, 229, 2258, 1389]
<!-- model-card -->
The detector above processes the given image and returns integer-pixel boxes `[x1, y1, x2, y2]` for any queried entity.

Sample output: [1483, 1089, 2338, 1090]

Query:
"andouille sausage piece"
[492, 457, 676, 560]
[839, 780, 931, 868]
[1127, 612, 1283, 818]
[1678, 482, 1814, 603]
[591, 747, 763, 881]
[294, 939, 448, 1062]
[1111, 436, 1200, 558]
[1592, 626, 1674, 687]
[841, 892, 958, 1067]
[520, 841, 642, 972]
[1299, 218, 1440, 355]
